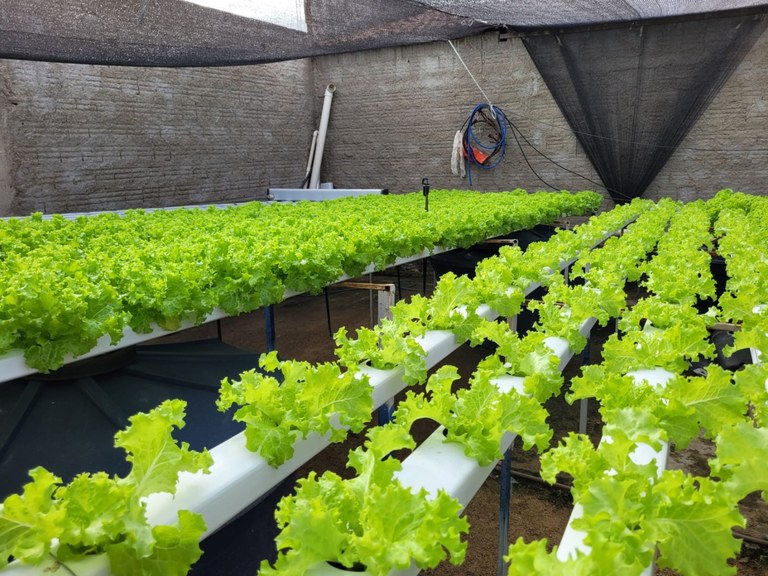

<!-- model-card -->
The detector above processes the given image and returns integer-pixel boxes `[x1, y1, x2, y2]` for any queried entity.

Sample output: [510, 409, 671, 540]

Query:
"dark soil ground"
[159, 264, 768, 575]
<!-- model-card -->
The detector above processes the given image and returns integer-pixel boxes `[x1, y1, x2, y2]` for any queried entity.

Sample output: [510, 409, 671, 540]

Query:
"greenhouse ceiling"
[0, 0, 767, 67]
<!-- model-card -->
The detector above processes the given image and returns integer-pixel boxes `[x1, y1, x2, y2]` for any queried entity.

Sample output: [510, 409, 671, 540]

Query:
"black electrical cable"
[506, 118, 638, 203]
[458, 102, 639, 202]
[505, 113, 560, 191]
[462, 103, 508, 186]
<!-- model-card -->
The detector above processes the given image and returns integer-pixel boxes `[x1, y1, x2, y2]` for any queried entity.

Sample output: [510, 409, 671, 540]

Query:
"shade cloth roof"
[419, 0, 768, 28]
[1, 0, 767, 67]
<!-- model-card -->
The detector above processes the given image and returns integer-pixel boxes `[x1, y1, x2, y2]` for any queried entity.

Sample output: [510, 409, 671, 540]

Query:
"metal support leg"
[369, 274, 375, 327]
[265, 305, 276, 352]
[324, 287, 333, 336]
[396, 266, 402, 301]
[579, 398, 589, 436]
[377, 398, 395, 425]
[497, 447, 513, 576]
[422, 259, 428, 295]
[579, 336, 591, 435]
[217, 319, 223, 341]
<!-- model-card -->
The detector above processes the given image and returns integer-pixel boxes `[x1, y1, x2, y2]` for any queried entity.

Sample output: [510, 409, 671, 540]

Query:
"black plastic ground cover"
[0, 338, 292, 572]
[0, 339, 260, 498]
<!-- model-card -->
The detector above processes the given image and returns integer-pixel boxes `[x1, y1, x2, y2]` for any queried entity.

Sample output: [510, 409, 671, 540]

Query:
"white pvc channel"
[305, 318, 598, 576]
[556, 367, 674, 575]
[0, 248, 450, 384]
[269, 188, 387, 201]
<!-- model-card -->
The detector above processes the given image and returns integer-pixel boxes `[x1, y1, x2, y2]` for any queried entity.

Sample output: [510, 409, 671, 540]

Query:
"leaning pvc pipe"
[309, 84, 336, 190]
[303, 130, 319, 188]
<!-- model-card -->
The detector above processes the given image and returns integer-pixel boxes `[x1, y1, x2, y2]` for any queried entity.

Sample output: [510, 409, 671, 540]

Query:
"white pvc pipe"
[309, 84, 336, 190]
[269, 189, 385, 202]
[0, 247, 451, 384]
[303, 130, 319, 188]
[557, 367, 674, 575]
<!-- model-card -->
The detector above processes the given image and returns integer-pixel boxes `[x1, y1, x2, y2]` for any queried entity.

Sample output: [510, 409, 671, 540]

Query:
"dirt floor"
[159, 264, 768, 575]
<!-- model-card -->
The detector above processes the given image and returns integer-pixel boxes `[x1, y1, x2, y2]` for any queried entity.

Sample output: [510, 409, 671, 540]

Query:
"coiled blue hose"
[463, 103, 510, 187]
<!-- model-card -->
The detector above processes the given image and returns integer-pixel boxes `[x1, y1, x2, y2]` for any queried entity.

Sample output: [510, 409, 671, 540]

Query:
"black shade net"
[0, 0, 488, 67]
[523, 10, 768, 203]
[2, 0, 767, 67]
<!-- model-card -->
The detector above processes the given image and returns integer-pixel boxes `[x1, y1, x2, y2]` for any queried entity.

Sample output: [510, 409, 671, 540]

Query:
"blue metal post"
[377, 399, 395, 426]
[265, 305, 276, 352]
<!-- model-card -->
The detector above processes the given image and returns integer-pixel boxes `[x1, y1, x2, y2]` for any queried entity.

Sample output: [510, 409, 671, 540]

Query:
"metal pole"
[265, 305, 276, 352]
[378, 399, 395, 425]
[369, 273, 375, 327]
[324, 287, 333, 336]
[497, 447, 513, 576]
[578, 263, 590, 434]
[422, 177, 430, 295]
[579, 336, 591, 435]
[378, 284, 396, 424]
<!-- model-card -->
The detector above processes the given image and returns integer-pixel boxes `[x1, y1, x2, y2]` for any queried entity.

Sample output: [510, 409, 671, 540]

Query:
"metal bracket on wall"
[498, 28, 516, 42]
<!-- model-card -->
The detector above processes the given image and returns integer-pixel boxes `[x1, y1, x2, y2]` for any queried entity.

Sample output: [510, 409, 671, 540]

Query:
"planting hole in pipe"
[327, 560, 367, 572]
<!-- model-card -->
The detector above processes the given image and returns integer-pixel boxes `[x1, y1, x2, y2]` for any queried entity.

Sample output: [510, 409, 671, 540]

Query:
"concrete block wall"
[0, 59, 315, 216]
[1, 27, 766, 216]
[313, 30, 768, 203]
[312, 33, 604, 198]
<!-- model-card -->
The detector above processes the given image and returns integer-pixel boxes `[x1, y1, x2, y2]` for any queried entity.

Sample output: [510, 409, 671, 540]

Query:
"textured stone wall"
[0, 59, 315, 216]
[0, 73, 13, 214]
[313, 30, 768, 203]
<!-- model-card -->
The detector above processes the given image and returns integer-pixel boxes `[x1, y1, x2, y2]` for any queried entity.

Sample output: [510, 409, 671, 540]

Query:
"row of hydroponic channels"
[0, 188, 604, 574]
[2, 190, 767, 576]
[0, 189, 601, 373]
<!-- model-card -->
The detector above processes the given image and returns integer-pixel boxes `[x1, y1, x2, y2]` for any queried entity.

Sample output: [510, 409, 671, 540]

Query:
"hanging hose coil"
[460, 103, 510, 186]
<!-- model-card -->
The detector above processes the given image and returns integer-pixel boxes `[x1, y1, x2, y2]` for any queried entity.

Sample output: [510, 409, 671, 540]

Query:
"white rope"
[447, 39, 496, 118]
